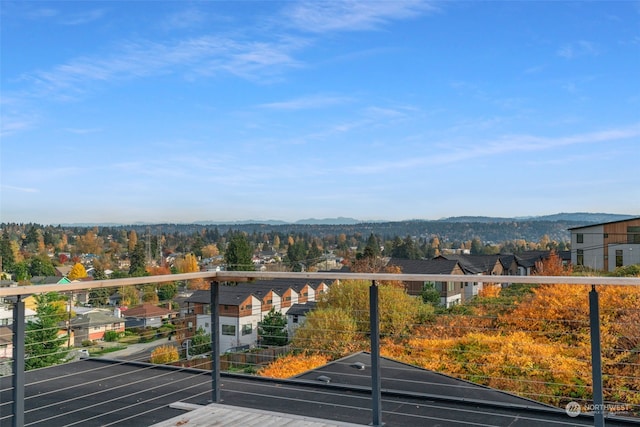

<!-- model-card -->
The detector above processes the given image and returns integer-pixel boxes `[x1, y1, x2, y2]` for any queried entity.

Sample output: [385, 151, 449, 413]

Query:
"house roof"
[386, 258, 461, 275]
[69, 311, 122, 328]
[439, 254, 502, 274]
[568, 216, 640, 230]
[1, 356, 635, 427]
[122, 303, 175, 318]
[186, 279, 330, 306]
[286, 302, 317, 316]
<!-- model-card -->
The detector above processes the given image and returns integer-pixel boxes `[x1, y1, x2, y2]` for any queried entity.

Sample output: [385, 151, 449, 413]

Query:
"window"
[222, 325, 236, 336]
[603, 233, 608, 238]
[628, 226, 640, 244]
[241, 324, 252, 335]
[284, 296, 291, 301]
[245, 304, 252, 310]
[616, 250, 624, 267]
[576, 233, 584, 244]
[447, 282, 455, 292]
[577, 249, 584, 266]
[292, 315, 299, 324]
[266, 299, 272, 304]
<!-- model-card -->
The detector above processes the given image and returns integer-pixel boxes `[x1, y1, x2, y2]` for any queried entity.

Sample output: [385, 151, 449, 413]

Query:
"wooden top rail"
[0, 271, 638, 298]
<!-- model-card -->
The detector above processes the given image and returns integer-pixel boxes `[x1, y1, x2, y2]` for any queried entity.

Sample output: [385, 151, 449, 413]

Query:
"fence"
[1, 271, 639, 427]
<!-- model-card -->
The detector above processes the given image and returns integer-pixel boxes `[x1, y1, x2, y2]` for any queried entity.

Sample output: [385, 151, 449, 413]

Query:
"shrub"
[81, 340, 94, 347]
[104, 331, 120, 342]
[150, 345, 179, 364]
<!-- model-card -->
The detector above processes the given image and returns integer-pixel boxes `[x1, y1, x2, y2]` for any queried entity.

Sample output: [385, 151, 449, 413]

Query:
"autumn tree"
[142, 285, 159, 303]
[121, 286, 140, 307]
[128, 230, 138, 253]
[175, 253, 199, 273]
[292, 307, 360, 358]
[201, 244, 219, 258]
[68, 262, 88, 281]
[150, 345, 179, 364]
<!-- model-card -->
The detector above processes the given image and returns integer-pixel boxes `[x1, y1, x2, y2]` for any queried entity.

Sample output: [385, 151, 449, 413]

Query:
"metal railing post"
[369, 280, 382, 426]
[12, 295, 25, 427]
[211, 280, 221, 403]
[589, 285, 605, 427]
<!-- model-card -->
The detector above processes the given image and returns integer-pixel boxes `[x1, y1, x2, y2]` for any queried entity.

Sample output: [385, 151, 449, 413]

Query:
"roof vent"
[352, 362, 366, 370]
[317, 375, 331, 383]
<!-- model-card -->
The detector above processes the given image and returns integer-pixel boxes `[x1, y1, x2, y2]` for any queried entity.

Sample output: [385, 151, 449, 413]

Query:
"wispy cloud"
[64, 127, 102, 135]
[62, 9, 106, 26]
[1, 185, 38, 193]
[283, 0, 437, 33]
[18, 35, 305, 99]
[557, 40, 599, 59]
[258, 94, 351, 110]
[346, 124, 640, 174]
[161, 8, 207, 31]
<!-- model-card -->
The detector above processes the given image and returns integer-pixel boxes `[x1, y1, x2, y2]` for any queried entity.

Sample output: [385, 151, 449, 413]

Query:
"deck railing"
[1, 271, 640, 427]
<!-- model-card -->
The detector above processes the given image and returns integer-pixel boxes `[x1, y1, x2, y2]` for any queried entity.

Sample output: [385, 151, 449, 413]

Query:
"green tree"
[363, 233, 381, 259]
[224, 233, 254, 271]
[286, 239, 308, 271]
[157, 282, 178, 301]
[421, 282, 441, 306]
[307, 240, 323, 268]
[129, 241, 147, 277]
[259, 308, 288, 346]
[189, 327, 211, 356]
[0, 231, 15, 272]
[88, 288, 111, 306]
[29, 255, 56, 277]
[25, 294, 69, 370]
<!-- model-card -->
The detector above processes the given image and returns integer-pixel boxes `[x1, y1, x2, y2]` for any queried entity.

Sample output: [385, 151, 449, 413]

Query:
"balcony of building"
[1, 271, 640, 427]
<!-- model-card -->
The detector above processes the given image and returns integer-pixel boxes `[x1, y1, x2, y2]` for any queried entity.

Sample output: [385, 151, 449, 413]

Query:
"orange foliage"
[478, 284, 501, 298]
[147, 265, 171, 276]
[257, 353, 330, 379]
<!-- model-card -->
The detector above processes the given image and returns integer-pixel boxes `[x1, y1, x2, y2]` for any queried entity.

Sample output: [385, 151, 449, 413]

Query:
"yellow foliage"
[150, 345, 179, 364]
[68, 263, 88, 281]
[257, 353, 330, 379]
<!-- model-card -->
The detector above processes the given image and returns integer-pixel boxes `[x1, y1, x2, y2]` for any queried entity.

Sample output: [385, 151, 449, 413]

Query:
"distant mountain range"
[435, 212, 637, 224]
[58, 212, 636, 227]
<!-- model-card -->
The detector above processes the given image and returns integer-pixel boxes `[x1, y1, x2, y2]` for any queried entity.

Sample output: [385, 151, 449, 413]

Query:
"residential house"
[183, 278, 331, 353]
[286, 302, 316, 339]
[185, 288, 262, 354]
[122, 303, 177, 329]
[69, 310, 125, 344]
[386, 258, 465, 307]
[569, 217, 640, 272]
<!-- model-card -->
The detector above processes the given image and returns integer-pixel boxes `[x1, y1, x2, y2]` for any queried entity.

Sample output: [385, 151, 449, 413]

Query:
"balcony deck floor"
[151, 402, 364, 427]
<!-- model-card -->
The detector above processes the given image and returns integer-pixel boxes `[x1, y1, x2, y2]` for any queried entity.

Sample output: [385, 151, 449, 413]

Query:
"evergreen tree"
[224, 233, 254, 271]
[129, 241, 147, 277]
[189, 327, 211, 356]
[25, 294, 69, 370]
[259, 308, 288, 346]
[363, 233, 381, 259]
[286, 239, 308, 271]
[0, 231, 15, 272]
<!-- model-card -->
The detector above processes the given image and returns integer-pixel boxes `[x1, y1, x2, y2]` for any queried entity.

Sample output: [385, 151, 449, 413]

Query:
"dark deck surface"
[1, 356, 638, 427]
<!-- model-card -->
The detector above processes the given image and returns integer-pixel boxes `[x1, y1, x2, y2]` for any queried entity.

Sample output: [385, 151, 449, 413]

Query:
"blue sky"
[1, 1, 639, 225]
